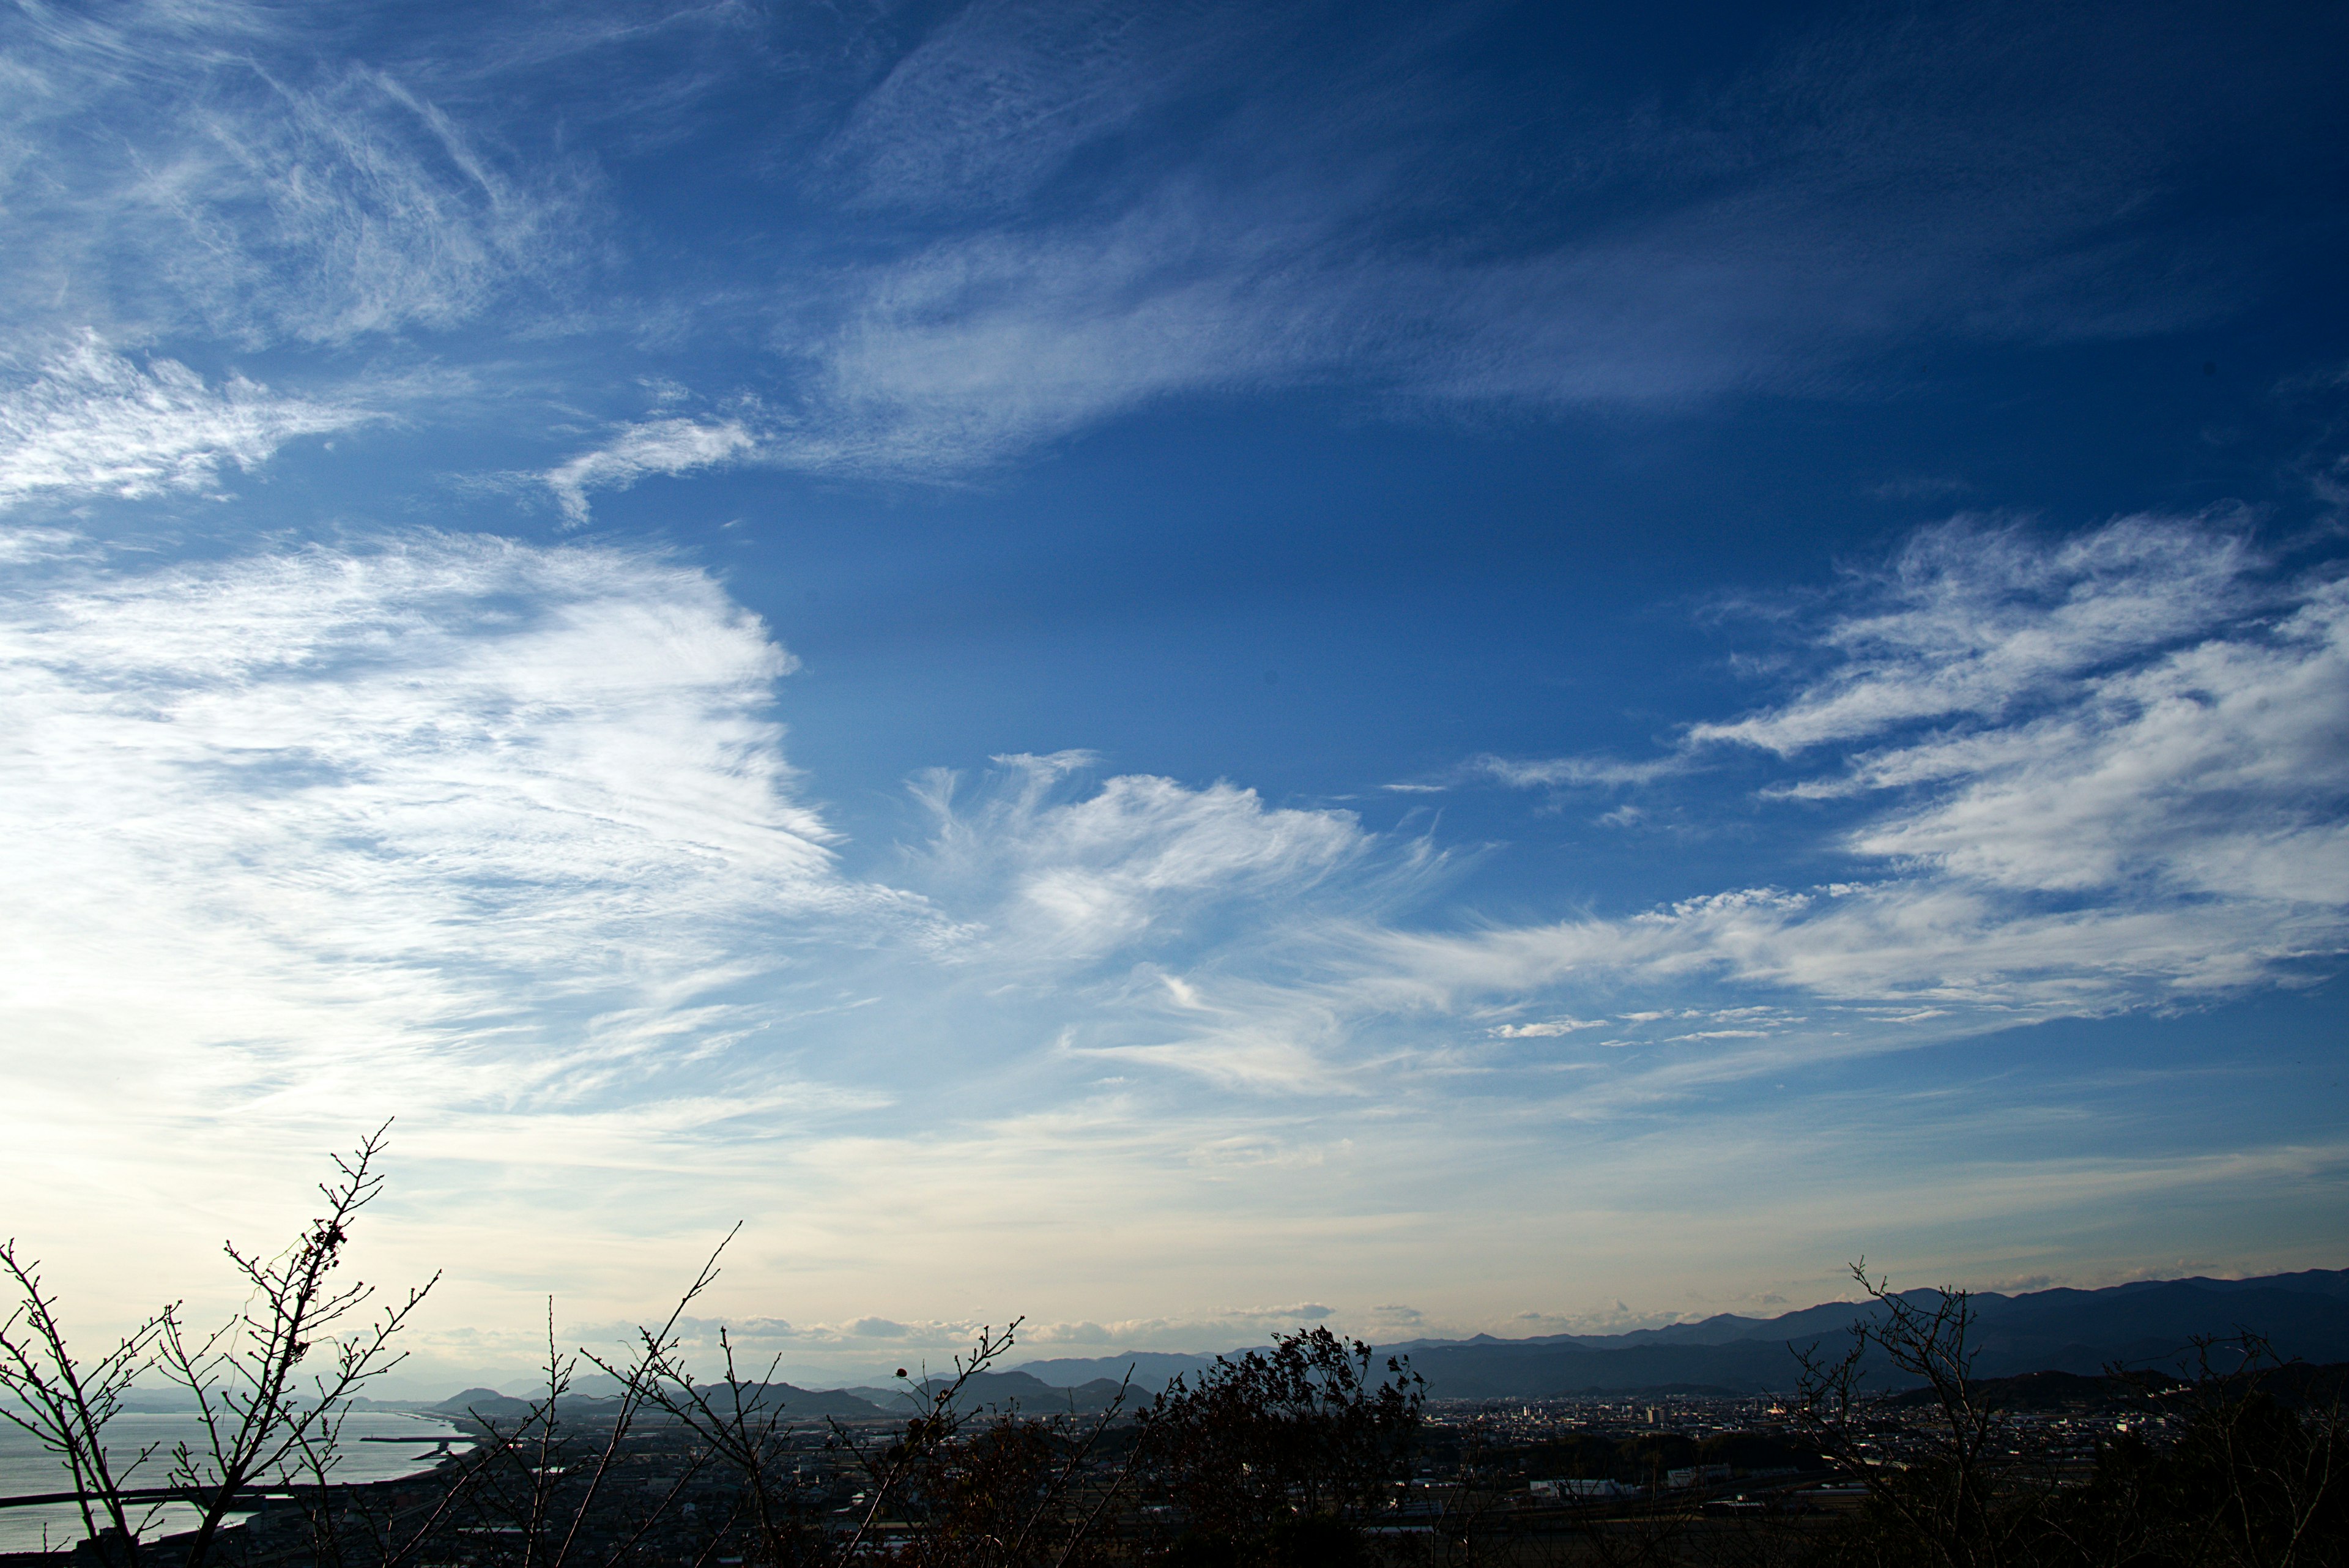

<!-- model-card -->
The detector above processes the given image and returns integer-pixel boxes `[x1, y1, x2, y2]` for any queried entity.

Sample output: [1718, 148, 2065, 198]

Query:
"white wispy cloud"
[751, 1, 2301, 477]
[910, 751, 1374, 966]
[1841, 575, 2349, 903]
[885, 752, 1433, 1092]
[0, 529, 883, 1160]
[1376, 517, 2349, 1023]
[544, 417, 759, 524]
[817, 0, 1241, 216]
[1688, 518, 2265, 755]
[1458, 753, 1686, 790]
[2, 6, 579, 347]
[2, 516, 2324, 1096]
[775, 189, 1361, 475]
[1, 1, 2340, 1383]
[3, 515, 2339, 1373]
[0, 334, 371, 507]
[856, 519, 2346, 1095]
[2, 0, 2304, 488]
[1489, 1019, 1605, 1039]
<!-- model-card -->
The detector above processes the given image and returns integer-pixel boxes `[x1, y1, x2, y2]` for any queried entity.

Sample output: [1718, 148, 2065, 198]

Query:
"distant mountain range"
[1015, 1268, 2349, 1399]
[104, 1268, 2349, 1418]
[354, 1266, 2349, 1415]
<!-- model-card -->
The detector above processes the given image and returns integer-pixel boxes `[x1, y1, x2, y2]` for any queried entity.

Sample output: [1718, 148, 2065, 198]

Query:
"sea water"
[0, 1411, 471, 1554]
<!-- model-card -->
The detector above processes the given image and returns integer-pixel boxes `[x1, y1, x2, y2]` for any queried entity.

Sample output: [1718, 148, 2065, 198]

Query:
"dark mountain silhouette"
[1008, 1268, 2349, 1399]
[719, 1383, 889, 1418]
[845, 1369, 1134, 1414]
[430, 1387, 539, 1419]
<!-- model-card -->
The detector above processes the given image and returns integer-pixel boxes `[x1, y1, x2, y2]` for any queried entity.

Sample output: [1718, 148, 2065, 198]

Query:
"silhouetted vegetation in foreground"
[4, 1135, 2342, 1567]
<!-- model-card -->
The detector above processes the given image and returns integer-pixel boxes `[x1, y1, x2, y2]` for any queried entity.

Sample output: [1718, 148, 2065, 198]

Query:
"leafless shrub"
[2, 1124, 434, 1568]
[0, 1243, 168, 1553]
[1791, 1260, 2043, 1568]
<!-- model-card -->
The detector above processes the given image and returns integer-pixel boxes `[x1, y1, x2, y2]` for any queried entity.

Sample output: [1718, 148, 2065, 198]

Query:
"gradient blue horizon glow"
[1, 0, 2344, 1393]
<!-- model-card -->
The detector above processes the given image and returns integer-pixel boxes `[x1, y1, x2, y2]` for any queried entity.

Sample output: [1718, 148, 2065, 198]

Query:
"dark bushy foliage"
[2030, 1378, 2347, 1567]
[1136, 1327, 1423, 1564]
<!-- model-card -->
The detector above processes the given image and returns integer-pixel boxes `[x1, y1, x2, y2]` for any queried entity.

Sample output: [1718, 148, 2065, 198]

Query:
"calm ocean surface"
[0, 1411, 470, 1553]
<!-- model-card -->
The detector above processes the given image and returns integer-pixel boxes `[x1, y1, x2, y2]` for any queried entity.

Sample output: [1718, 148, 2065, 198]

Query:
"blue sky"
[2, 0, 2345, 1389]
